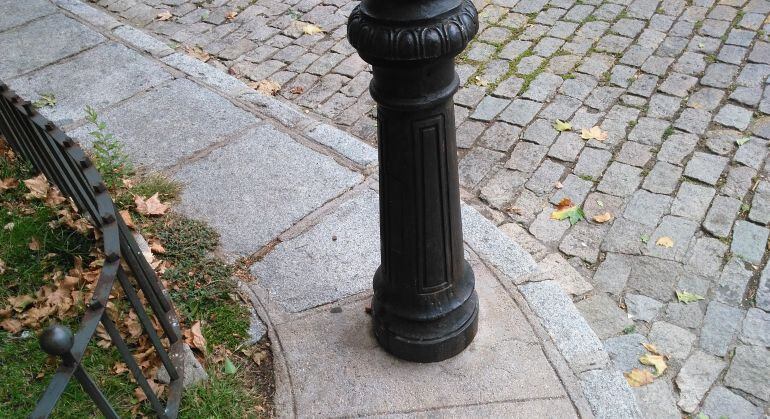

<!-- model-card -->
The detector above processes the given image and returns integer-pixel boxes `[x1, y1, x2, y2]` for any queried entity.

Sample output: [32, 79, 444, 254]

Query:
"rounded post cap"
[39, 324, 74, 356]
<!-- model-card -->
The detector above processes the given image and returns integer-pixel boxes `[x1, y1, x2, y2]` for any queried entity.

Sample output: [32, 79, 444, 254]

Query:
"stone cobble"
[91, 0, 770, 416]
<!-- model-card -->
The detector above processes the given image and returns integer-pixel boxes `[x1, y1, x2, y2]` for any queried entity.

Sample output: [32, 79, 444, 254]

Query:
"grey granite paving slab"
[251, 189, 377, 313]
[69, 79, 258, 169]
[0, 14, 104, 79]
[0, 0, 57, 32]
[8, 42, 171, 125]
[273, 256, 569, 417]
[173, 124, 362, 259]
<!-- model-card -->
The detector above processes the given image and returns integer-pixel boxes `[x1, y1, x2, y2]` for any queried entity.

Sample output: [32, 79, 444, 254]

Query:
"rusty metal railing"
[0, 80, 185, 418]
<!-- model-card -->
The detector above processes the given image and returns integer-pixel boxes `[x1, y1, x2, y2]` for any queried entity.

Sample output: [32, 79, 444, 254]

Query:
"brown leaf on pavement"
[555, 198, 574, 210]
[655, 236, 674, 248]
[184, 45, 210, 62]
[624, 368, 654, 387]
[581, 126, 608, 141]
[592, 212, 612, 223]
[250, 80, 281, 96]
[302, 23, 324, 35]
[225, 10, 238, 21]
[156, 10, 173, 21]
[639, 353, 668, 376]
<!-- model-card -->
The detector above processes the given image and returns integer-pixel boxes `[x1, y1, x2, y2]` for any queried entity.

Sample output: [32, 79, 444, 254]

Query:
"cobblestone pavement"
[89, 0, 770, 416]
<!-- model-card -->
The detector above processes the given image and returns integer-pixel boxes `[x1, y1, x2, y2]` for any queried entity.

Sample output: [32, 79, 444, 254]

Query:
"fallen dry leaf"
[149, 239, 166, 254]
[676, 290, 705, 304]
[23, 174, 49, 200]
[28, 237, 41, 251]
[134, 193, 169, 216]
[0, 177, 18, 192]
[113, 362, 129, 375]
[592, 212, 612, 223]
[551, 205, 585, 225]
[45, 187, 66, 207]
[289, 86, 304, 95]
[225, 10, 238, 21]
[9, 295, 35, 312]
[642, 343, 662, 355]
[639, 353, 667, 376]
[184, 45, 210, 62]
[0, 258, 5, 275]
[156, 10, 173, 21]
[553, 119, 572, 132]
[120, 210, 135, 229]
[250, 80, 281, 96]
[0, 318, 22, 334]
[581, 126, 608, 141]
[655, 236, 674, 248]
[302, 23, 324, 35]
[555, 198, 574, 211]
[189, 321, 207, 353]
[624, 368, 654, 387]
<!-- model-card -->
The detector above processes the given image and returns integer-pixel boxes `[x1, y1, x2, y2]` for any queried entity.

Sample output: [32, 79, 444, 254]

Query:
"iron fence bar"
[0, 94, 39, 173]
[118, 216, 174, 316]
[163, 339, 186, 418]
[0, 92, 98, 223]
[35, 125, 100, 221]
[72, 366, 120, 419]
[3, 101, 67, 194]
[116, 265, 179, 380]
[100, 313, 167, 416]
[30, 118, 101, 218]
[15, 105, 73, 201]
[25, 114, 97, 220]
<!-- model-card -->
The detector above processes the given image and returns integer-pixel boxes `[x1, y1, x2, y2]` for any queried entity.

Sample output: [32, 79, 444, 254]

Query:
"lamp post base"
[372, 263, 479, 363]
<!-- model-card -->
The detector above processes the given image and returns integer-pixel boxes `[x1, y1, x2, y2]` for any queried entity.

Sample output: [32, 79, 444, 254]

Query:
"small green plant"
[622, 325, 636, 334]
[32, 93, 56, 109]
[84, 106, 132, 189]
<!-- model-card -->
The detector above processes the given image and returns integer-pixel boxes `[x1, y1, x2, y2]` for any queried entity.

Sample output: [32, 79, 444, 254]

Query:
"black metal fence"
[0, 81, 185, 418]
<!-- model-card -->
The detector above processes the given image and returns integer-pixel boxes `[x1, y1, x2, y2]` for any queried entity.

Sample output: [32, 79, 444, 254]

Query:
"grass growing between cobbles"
[0, 134, 272, 417]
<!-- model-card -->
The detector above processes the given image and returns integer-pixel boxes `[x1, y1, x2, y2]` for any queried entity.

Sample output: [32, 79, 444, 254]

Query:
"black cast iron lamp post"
[348, 0, 480, 362]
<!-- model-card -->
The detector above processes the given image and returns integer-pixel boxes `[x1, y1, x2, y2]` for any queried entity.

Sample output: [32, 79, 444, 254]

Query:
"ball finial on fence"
[39, 324, 74, 357]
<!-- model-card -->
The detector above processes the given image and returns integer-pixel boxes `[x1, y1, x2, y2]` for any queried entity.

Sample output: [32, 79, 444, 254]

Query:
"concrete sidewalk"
[0, 1, 640, 417]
